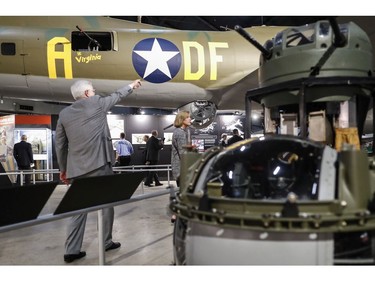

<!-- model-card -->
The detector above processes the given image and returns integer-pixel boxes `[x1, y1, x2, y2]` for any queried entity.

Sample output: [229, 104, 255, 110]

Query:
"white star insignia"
[134, 38, 179, 79]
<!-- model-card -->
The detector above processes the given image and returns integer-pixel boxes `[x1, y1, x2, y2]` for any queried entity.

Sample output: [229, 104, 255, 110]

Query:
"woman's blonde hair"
[174, 110, 190, 128]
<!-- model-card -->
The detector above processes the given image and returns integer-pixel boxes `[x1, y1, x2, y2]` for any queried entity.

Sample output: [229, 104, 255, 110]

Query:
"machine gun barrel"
[235, 25, 272, 59]
[76, 25, 102, 49]
[328, 17, 347, 47]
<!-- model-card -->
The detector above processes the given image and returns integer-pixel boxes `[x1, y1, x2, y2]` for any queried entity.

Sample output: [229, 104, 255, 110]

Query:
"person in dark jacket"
[13, 134, 34, 185]
[141, 135, 149, 164]
[220, 133, 228, 147]
[144, 130, 164, 187]
[227, 129, 244, 146]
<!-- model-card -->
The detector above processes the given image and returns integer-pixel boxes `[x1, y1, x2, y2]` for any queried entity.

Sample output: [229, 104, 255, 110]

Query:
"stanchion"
[98, 209, 105, 265]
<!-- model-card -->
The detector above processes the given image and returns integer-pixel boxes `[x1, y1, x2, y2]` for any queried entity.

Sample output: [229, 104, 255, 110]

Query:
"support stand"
[98, 209, 105, 265]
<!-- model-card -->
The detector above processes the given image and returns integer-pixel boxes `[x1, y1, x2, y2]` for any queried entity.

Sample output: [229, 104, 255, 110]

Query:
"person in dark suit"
[141, 135, 149, 164]
[55, 78, 142, 263]
[144, 130, 164, 187]
[227, 128, 244, 146]
[13, 134, 34, 185]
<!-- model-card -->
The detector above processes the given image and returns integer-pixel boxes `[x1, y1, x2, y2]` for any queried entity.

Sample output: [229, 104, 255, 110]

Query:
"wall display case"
[14, 128, 53, 181]
[0, 115, 53, 183]
[0, 115, 16, 182]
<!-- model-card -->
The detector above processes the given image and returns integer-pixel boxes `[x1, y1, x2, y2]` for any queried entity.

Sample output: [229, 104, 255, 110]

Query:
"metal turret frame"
[244, 76, 375, 144]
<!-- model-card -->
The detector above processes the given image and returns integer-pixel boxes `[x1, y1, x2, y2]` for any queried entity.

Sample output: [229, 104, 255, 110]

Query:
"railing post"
[97, 209, 105, 265]
[167, 165, 170, 187]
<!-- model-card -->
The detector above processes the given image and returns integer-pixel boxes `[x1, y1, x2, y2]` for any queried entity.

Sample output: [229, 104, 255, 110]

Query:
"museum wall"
[51, 113, 247, 180]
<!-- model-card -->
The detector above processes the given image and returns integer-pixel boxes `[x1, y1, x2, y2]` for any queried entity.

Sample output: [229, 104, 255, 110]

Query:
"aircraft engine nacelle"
[170, 135, 375, 265]
[178, 100, 217, 129]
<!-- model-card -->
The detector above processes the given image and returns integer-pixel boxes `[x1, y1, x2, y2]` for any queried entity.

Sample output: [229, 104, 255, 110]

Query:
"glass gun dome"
[199, 135, 336, 200]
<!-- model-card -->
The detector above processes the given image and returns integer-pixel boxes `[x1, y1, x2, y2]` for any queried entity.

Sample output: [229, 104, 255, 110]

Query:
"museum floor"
[0, 181, 175, 266]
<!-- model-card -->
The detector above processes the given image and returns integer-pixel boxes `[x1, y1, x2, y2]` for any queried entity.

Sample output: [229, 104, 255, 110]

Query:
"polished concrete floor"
[0, 181, 176, 266]
[1, 181, 373, 280]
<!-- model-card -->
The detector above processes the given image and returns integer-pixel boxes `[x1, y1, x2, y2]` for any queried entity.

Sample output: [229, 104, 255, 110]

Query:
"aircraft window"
[1, 43, 16, 56]
[318, 22, 348, 43]
[202, 137, 324, 200]
[71, 31, 112, 51]
[319, 22, 330, 36]
[263, 40, 274, 53]
[339, 26, 349, 37]
[286, 28, 315, 47]
[274, 32, 283, 46]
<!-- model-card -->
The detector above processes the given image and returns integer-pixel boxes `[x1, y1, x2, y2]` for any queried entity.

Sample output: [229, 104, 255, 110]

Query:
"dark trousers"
[118, 156, 131, 166]
[16, 166, 31, 186]
[145, 160, 161, 185]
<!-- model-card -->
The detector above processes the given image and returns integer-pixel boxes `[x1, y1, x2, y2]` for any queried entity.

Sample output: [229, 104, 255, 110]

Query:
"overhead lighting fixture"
[252, 113, 259, 120]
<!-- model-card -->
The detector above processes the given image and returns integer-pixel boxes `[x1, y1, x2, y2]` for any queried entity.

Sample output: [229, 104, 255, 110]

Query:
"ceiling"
[111, 16, 374, 33]
[111, 16, 330, 31]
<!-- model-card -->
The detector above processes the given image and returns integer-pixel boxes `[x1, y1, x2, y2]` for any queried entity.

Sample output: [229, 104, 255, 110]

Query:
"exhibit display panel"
[0, 114, 53, 183]
[14, 128, 53, 181]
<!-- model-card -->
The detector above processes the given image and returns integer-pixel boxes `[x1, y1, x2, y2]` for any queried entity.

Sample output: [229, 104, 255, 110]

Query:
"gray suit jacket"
[55, 85, 133, 179]
[171, 127, 188, 180]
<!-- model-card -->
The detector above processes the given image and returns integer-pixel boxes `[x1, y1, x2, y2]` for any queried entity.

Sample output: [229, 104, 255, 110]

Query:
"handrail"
[113, 164, 172, 189]
[0, 186, 173, 234]
[0, 166, 177, 265]
[0, 169, 59, 185]
[1, 164, 173, 186]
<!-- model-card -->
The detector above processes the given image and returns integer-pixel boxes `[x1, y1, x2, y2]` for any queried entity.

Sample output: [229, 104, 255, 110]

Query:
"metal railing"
[0, 164, 177, 265]
[1, 164, 173, 187]
[113, 164, 172, 190]
[1, 169, 60, 185]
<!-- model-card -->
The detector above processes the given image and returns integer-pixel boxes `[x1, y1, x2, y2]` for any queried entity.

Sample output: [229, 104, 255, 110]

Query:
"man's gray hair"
[70, 80, 93, 100]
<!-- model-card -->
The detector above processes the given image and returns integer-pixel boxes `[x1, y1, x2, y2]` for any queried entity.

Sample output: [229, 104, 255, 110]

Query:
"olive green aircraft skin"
[0, 16, 286, 111]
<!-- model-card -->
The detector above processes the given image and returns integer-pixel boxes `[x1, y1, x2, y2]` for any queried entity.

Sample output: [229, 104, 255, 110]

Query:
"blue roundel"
[132, 38, 181, 84]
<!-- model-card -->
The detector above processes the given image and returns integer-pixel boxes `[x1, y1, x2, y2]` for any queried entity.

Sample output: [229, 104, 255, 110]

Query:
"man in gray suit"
[55, 79, 142, 263]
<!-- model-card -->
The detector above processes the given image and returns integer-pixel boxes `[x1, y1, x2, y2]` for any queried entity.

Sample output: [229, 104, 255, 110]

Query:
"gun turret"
[235, 25, 272, 59]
